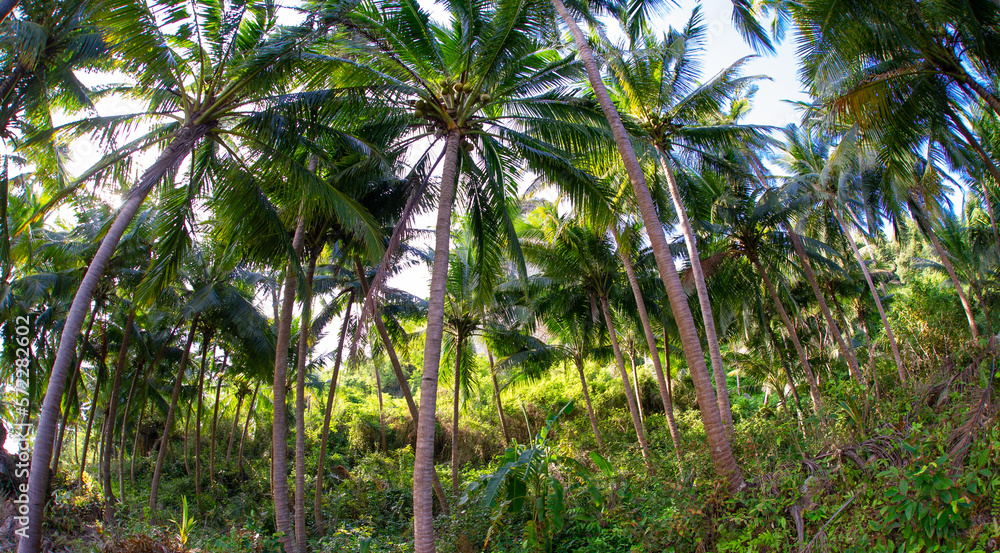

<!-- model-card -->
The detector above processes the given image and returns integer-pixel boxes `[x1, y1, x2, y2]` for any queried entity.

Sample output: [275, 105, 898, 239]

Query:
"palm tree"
[602, 12, 772, 432]
[550, 0, 744, 491]
[336, 0, 607, 548]
[779, 125, 909, 383]
[20, 3, 366, 547]
[522, 212, 652, 466]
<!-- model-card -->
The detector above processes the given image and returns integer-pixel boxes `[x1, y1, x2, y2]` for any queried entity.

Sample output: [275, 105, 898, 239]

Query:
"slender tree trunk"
[765, 322, 805, 416]
[52, 302, 101, 476]
[657, 153, 734, 431]
[414, 128, 463, 553]
[354, 258, 451, 514]
[831, 206, 906, 382]
[315, 291, 353, 531]
[598, 295, 652, 468]
[413, 128, 462, 553]
[486, 348, 510, 447]
[210, 351, 227, 487]
[79, 322, 109, 485]
[751, 256, 823, 414]
[451, 335, 464, 496]
[662, 334, 680, 441]
[787, 228, 863, 385]
[130, 401, 144, 486]
[552, 0, 742, 491]
[272, 202, 307, 553]
[118, 359, 143, 498]
[574, 354, 605, 451]
[612, 227, 681, 450]
[629, 343, 644, 424]
[226, 390, 244, 464]
[193, 330, 213, 514]
[294, 248, 318, 553]
[375, 361, 386, 453]
[149, 316, 200, 517]
[910, 200, 980, 339]
[238, 382, 260, 476]
[102, 307, 135, 520]
[183, 402, 192, 477]
[20, 125, 209, 553]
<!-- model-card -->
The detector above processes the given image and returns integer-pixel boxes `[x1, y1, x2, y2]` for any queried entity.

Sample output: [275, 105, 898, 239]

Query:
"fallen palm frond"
[947, 356, 998, 472]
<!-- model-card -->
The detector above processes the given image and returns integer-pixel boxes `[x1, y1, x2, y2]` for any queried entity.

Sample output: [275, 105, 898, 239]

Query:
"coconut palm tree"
[334, 0, 608, 547]
[522, 211, 653, 466]
[20, 3, 374, 547]
[602, 11, 772, 432]
[550, 0, 744, 492]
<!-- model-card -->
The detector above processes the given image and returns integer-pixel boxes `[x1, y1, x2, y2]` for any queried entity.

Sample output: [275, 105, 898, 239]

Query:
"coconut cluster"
[410, 79, 492, 151]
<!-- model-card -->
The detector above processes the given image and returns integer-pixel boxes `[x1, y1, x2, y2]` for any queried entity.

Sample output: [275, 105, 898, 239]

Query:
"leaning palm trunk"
[20, 125, 209, 553]
[598, 295, 652, 468]
[294, 249, 318, 553]
[910, 200, 979, 339]
[315, 291, 353, 531]
[150, 316, 200, 516]
[658, 155, 734, 431]
[787, 228, 864, 385]
[226, 390, 244, 465]
[102, 307, 135, 521]
[272, 202, 307, 553]
[751, 256, 823, 414]
[612, 227, 682, 451]
[353, 259, 451, 515]
[552, 0, 743, 491]
[414, 129, 463, 553]
[831, 207, 907, 382]
[574, 354, 605, 451]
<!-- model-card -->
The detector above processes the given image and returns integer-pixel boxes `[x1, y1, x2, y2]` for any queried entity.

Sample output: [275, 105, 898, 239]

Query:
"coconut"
[414, 109, 424, 118]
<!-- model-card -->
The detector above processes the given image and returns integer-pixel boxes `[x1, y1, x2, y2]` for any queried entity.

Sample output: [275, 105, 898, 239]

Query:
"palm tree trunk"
[315, 291, 353, 531]
[612, 227, 681, 450]
[272, 201, 307, 553]
[765, 318, 805, 416]
[79, 323, 109, 485]
[354, 258, 451, 514]
[210, 351, 227, 487]
[130, 401, 145, 486]
[662, 334, 680, 441]
[486, 348, 510, 447]
[451, 334, 464, 496]
[183, 401, 192, 477]
[238, 381, 260, 476]
[574, 353, 605, 451]
[787, 227, 863, 385]
[294, 249, 318, 553]
[102, 307, 136, 520]
[20, 125, 209, 553]
[656, 153, 734, 431]
[194, 331, 213, 513]
[552, 0, 742, 491]
[149, 316, 200, 517]
[118, 359, 143, 498]
[629, 343, 644, 424]
[375, 362, 386, 453]
[52, 301, 101, 476]
[598, 295, 652, 468]
[226, 390, 244, 465]
[910, 200, 980, 339]
[751, 256, 823, 414]
[831, 206, 907, 382]
[414, 128, 462, 553]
